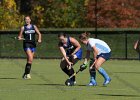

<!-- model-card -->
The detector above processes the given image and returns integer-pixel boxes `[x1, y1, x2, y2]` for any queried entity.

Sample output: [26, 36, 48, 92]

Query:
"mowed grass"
[0, 59, 140, 100]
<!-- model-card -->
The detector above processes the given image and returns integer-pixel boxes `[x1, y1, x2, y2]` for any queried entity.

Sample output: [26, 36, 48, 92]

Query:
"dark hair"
[58, 32, 67, 37]
[24, 15, 31, 20]
[79, 32, 90, 40]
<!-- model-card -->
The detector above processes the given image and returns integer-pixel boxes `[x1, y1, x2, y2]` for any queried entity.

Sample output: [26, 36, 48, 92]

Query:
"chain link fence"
[0, 28, 139, 59]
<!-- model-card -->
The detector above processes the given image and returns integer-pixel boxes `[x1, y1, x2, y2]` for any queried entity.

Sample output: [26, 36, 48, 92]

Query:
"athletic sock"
[98, 67, 110, 80]
[62, 67, 69, 76]
[90, 67, 96, 80]
[25, 63, 31, 74]
[89, 59, 96, 83]
[90, 77, 96, 84]
[68, 68, 75, 82]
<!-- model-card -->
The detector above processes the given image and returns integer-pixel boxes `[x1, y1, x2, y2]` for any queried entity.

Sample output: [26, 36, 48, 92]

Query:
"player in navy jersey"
[58, 33, 82, 85]
[18, 16, 42, 79]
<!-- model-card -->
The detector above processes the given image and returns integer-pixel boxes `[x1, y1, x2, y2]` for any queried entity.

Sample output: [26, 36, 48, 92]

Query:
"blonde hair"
[79, 32, 90, 40]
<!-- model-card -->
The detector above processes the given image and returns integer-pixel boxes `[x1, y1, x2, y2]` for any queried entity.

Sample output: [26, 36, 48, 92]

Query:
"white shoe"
[26, 74, 31, 79]
[22, 74, 31, 79]
[74, 81, 76, 85]
[87, 82, 97, 86]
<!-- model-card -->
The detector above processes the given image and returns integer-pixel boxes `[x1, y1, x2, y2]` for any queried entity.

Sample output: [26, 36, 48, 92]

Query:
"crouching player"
[79, 32, 111, 86]
[58, 33, 82, 85]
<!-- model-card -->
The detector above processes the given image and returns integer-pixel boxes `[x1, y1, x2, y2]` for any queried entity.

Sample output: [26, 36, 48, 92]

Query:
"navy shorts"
[23, 42, 36, 52]
[97, 52, 111, 60]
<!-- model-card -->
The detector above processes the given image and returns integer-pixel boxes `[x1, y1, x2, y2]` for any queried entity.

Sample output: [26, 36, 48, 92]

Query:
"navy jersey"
[23, 24, 36, 42]
[59, 37, 76, 55]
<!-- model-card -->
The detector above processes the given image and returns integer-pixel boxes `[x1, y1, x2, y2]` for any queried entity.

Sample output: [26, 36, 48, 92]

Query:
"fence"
[0, 28, 140, 59]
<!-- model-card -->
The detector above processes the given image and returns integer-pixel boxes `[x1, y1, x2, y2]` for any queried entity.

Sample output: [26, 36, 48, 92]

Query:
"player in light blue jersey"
[79, 32, 111, 86]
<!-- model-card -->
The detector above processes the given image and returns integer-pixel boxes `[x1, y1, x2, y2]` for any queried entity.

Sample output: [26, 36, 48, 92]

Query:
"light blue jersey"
[86, 38, 111, 55]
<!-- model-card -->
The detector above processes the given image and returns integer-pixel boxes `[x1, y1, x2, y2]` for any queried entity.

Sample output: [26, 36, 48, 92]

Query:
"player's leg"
[88, 59, 97, 86]
[60, 57, 79, 83]
[23, 48, 34, 79]
[60, 58, 70, 76]
[94, 57, 111, 86]
[70, 57, 79, 83]
[68, 49, 82, 83]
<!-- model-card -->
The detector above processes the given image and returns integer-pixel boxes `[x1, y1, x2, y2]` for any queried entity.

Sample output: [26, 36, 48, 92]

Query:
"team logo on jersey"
[25, 30, 35, 34]
[68, 45, 74, 50]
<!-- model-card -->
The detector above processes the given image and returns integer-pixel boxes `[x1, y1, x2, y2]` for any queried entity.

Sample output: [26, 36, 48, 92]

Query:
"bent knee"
[28, 57, 33, 63]
[60, 61, 67, 69]
[94, 63, 101, 70]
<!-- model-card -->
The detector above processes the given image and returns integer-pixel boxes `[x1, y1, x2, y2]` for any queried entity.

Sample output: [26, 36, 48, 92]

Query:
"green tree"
[0, 0, 23, 30]
[44, 0, 86, 28]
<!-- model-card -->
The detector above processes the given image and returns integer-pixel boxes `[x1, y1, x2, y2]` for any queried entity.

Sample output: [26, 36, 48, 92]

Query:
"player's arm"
[79, 50, 90, 71]
[89, 46, 98, 68]
[18, 26, 24, 40]
[34, 25, 42, 43]
[84, 50, 90, 64]
[134, 40, 140, 53]
[70, 37, 81, 55]
[59, 46, 73, 67]
[92, 46, 98, 60]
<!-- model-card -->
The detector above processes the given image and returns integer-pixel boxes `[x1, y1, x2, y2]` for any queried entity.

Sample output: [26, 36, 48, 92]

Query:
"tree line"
[0, 0, 140, 30]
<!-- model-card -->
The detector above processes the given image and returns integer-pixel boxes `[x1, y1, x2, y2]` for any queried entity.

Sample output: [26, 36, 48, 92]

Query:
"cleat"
[87, 81, 97, 86]
[26, 74, 31, 79]
[65, 79, 74, 86]
[103, 78, 111, 86]
[22, 73, 26, 79]
[74, 81, 76, 85]
[22, 74, 31, 79]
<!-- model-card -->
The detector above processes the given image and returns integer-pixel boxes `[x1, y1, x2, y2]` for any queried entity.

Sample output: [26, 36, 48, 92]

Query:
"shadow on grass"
[114, 72, 140, 74]
[0, 78, 17, 80]
[76, 84, 88, 86]
[29, 83, 65, 86]
[97, 94, 140, 97]
[29, 84, 89, 87]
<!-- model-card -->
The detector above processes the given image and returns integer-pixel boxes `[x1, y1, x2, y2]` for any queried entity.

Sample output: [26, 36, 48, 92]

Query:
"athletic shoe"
[22, 73, 26, 79]
[26, 74, 31, 79]
[103, 78, 111, 86]
[22, 74, 31, 79]
[87, 81, 97, 86]
[74, 81, 76, 85]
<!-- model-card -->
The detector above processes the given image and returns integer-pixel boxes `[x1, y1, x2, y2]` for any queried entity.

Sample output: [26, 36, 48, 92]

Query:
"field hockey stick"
[89, 60, 96, 70]
[10, 36, 25, 40]
[69, 69, 81, 80]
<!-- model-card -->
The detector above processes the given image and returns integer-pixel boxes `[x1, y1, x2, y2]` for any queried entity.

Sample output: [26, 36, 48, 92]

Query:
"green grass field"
[0, 59, 140, 100]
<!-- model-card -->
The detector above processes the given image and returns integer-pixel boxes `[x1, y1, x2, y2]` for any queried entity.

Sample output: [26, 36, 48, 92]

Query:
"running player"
[79, 32, 111, 86]
[58, 33, 82, 85]
[18, 16, 42, 79]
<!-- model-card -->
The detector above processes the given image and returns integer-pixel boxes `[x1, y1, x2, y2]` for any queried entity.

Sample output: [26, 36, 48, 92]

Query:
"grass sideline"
[0, 59, 140, 100]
